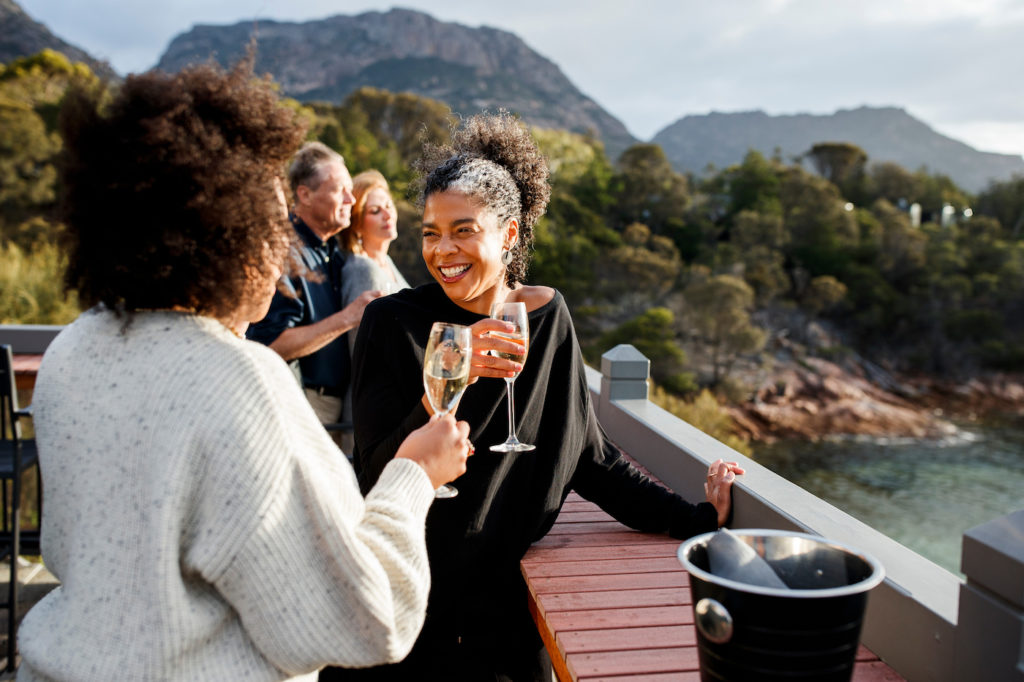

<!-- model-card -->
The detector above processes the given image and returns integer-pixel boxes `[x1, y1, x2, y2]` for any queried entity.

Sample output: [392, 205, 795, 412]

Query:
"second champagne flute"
[489, 301, 535, 452]
[423, 322, 472, 498]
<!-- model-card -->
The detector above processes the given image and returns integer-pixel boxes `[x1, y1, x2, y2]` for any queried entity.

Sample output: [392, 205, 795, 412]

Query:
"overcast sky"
[16, 0, 1024, 157]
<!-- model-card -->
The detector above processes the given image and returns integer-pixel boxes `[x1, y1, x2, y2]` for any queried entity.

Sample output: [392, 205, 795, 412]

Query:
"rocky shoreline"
[726, 354, 1024, 444]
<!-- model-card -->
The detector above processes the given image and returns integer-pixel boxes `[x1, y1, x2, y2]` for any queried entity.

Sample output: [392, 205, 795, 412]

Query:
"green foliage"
[682, 274, 767, 383]
[4, 48, 1023, 403]
[0, 241, 79, 324]
[780, 166, 859, 277]
[869, 162, 919, 206]
[650, 386, 751, 455]
[530, 129, 619, 303]
[588, 223, 682, 305]
[599, 308, 696, 394]
[912, 169, 969, 218]
[611, 143, 690, 235]
[975, 174, 1024, 238]
[806, 142, 868, 201]
[802, 275, 847, 315]
[739, 245, 790, 304]
[979, 340, 1024, 371]
[0, 50, 99, 251]
[943, 309, 1004, 343]
[307, 87, 456, 194]
[726, 151, 783, 216]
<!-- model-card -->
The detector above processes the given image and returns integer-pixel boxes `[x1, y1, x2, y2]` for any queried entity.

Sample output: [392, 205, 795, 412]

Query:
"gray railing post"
[953, 509, 1024, 681]
[599, 345, 649, 421]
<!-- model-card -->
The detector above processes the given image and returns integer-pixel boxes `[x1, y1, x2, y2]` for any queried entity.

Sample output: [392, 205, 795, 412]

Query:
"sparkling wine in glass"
[489, 301, 535, 453]
[423, 322, 472, 498]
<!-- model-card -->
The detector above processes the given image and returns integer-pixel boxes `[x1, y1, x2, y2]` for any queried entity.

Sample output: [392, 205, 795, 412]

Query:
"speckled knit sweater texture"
[18, 309, 435, 681]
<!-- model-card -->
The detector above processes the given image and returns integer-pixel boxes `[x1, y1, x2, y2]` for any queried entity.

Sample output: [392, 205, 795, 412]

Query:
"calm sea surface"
[752, 420, 1024, 575]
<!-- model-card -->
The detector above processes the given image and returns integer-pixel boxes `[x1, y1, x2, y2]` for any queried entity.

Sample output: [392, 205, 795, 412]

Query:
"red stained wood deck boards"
[567, 646, 700, 678]
[547, 521, 650, 535]
[547, 605, 693, 632]
[558, 503, 600, 515]
[519, 556, 682, 578]
[554, 510, 617, 523]
[531, 530, 681, 551]
[531, 570, 687, 596]
[534, 586, 691, 614]
[581, 674, 700, 682]
[523, 542, 681, 564]
[559, 625, 696, 654]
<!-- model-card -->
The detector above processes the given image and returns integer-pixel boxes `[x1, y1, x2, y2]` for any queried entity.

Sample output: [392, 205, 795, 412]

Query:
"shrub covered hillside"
[5, 51, 1024, 449]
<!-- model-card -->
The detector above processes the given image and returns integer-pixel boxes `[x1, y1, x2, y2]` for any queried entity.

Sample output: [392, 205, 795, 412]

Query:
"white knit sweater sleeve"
[185, 343, 436, 674]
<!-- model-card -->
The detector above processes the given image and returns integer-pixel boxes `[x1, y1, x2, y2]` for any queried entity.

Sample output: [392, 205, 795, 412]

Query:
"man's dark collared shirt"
[247, 214, 350, 396]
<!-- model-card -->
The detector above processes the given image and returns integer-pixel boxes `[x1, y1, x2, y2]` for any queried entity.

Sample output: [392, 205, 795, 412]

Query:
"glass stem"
[505, 377, 517, 442]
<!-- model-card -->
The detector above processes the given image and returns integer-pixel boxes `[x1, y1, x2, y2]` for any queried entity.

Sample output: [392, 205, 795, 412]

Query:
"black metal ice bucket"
[677, 529, 885, 682]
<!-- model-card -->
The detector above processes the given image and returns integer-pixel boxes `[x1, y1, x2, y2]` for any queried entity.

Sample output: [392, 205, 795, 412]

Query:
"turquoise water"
[752, 421, 1024, 575]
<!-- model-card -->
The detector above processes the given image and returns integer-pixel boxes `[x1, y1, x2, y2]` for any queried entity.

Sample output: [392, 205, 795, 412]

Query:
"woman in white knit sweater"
[17, 62, 471, 681]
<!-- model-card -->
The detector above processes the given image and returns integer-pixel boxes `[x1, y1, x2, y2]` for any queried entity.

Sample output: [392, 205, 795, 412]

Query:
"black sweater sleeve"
[350, 297, 430, 494]
[567, 346, 719, 540]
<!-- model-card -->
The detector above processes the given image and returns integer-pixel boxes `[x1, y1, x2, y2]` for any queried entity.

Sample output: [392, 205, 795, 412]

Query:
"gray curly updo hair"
[417, 112, 550, 287]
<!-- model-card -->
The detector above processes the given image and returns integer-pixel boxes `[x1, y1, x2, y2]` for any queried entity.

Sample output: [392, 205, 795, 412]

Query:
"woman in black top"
[328, 113, 743, 681]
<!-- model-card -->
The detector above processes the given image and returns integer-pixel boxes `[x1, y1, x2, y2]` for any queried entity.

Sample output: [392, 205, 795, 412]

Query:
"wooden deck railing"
[582, 344, 1024, 682]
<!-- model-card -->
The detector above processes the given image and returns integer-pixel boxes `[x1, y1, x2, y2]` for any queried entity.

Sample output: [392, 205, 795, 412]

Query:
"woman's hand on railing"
[705, 459, 745, 527]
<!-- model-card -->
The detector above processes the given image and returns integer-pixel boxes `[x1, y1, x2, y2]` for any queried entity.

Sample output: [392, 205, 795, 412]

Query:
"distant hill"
[653, 107, 1024, 193]
[155, 8, 636, 158]
[0, 0, 117, 79]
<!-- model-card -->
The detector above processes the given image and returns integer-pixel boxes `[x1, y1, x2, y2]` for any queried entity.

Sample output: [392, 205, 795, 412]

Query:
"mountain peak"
[653, 106, 1023, 192]
[155, 8, 636, 157]
[0, 0, 117, 79]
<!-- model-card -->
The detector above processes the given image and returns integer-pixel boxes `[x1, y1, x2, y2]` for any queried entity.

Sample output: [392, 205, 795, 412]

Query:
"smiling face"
[357, 186, 398, 251]
[294, 160, 354, 241]
[422, 189, 518, 314]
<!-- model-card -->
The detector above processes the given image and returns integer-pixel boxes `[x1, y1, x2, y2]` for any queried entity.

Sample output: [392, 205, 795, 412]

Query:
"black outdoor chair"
[0, 344, 42, 672]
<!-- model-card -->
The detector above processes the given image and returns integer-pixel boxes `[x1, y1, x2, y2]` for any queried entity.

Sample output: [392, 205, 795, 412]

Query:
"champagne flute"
[423, 322, 472, 498]
[489, 301, 535, 452]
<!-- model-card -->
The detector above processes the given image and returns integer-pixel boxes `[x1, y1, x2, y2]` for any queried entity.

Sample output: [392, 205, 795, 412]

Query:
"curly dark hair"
[417, 112, 550, 287]
[58, 61, 306, 320]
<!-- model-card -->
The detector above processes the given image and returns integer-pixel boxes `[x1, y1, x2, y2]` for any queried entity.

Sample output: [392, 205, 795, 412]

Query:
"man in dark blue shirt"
[248, 142, 380, 439]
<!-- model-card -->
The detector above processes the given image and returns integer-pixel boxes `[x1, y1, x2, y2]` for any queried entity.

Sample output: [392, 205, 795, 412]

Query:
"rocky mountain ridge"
[4, 1, 1022, 192]
[0, 0, 117, 79]
[653, 106, 1024, 193]
[155, 8, 637, 158]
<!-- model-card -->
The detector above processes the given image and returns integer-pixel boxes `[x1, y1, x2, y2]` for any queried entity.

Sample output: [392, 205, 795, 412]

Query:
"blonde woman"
[337, 171, 411, 450]
[341, 170, 410, 318]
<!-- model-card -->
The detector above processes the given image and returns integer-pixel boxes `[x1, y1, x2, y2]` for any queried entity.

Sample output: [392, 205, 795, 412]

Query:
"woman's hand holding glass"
[395, 414, 471, 492]
[464, 318, 523, 382]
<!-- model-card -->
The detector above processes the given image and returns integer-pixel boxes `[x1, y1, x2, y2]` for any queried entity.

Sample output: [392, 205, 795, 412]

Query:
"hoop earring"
[500, 249, 514, 266]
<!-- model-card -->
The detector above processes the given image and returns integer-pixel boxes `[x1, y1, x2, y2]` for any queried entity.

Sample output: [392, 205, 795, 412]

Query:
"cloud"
[15, 0, 1024, 154]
